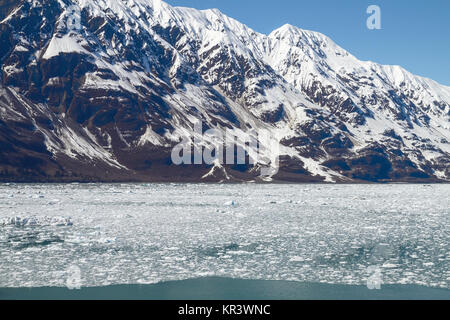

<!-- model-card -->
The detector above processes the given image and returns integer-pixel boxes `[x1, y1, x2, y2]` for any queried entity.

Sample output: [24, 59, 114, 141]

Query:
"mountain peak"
[270, 23, 336, 47]
[272, 23, 301, 33]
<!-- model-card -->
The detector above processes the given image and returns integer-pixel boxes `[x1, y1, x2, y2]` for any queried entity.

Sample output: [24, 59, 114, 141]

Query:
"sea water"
[0, 183, 448, 290]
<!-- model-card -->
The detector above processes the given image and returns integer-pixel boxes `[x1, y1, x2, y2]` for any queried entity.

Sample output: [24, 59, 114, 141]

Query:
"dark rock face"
[0, 0, 448, 183]
[0, 0, 21, 21]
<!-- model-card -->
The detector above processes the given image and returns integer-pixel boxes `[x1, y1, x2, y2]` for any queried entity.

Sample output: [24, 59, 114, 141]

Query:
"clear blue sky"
[165, 0, 450, 86]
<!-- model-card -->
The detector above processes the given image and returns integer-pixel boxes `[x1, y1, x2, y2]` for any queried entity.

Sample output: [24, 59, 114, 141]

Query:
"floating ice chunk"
[46, 198, 62, 205]
[289, 256, 305, 262]
[224, 200, 237, 206]
[50, 217, 73, 226]
[233, 212, 246, 218]
[3, 216, 37, 226]
[228, 250, 251, 255]
[0, 216, 73, 227]
[382, 263, 399, 269]
[96, 237, 116, 244]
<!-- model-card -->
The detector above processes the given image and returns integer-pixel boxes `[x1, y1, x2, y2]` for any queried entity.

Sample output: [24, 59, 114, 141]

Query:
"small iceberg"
[0, 216, 73, 227]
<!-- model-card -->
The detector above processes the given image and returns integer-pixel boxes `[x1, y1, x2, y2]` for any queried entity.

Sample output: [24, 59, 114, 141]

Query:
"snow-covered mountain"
[0, 0, 449, 182]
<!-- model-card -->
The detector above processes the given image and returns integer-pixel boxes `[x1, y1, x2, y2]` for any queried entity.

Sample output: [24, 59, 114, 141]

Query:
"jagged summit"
[270, 23, 331, 41]
[0, 0, 449, 182]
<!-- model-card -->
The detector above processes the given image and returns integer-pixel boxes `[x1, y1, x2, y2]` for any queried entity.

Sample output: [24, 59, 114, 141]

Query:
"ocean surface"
[0, 183, 448, 299]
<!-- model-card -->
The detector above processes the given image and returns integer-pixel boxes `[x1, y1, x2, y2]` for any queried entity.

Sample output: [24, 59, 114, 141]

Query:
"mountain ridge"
[0, 0, 449, 182]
